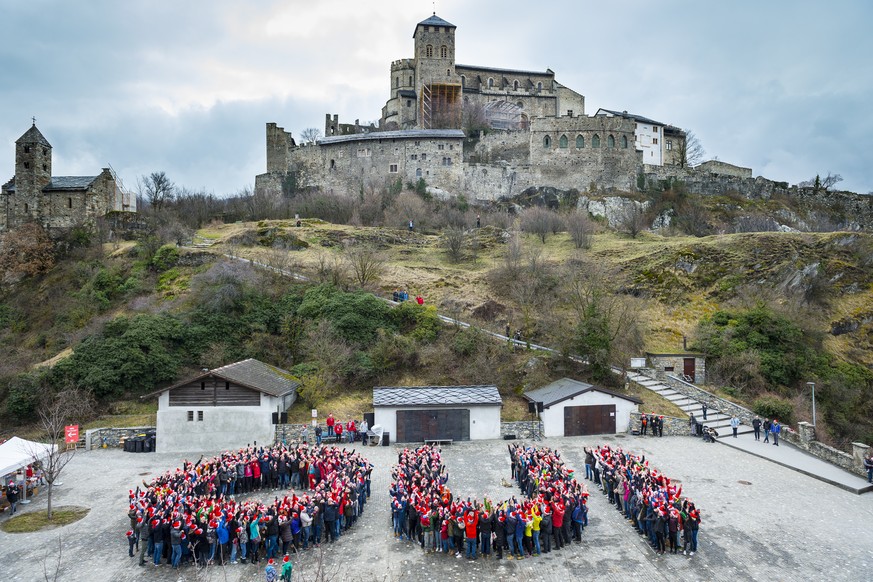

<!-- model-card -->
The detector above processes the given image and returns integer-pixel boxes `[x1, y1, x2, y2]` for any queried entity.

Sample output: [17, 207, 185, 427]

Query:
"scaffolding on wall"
[420, 82, 462, 129]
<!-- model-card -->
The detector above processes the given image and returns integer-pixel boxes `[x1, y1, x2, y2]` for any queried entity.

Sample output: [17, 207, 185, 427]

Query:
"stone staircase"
[628, 372, 754, 436]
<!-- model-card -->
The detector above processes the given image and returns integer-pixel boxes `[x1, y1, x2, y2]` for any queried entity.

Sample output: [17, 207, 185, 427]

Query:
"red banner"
[65, 424, 79, 444]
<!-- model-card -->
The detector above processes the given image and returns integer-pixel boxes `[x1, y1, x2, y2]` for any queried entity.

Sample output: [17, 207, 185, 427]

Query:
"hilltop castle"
[256, 13, 691, 201]
[1, 124, 135, 234]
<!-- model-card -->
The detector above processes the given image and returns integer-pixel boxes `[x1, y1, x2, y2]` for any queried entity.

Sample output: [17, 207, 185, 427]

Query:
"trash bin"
[382, 432, 390, 446]
[503, 434, 516, 440]
[148, 436, 156, 452]
[134, 437, 144, 453]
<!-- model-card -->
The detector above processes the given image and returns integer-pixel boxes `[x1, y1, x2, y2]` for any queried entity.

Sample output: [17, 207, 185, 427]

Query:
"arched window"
[513, 80, 519, 90]
[537, 82, 543, 91]
[559, 134, 568, 148]
[621, 135, 628, 149]
[543, 135, 551, 148]
[330, 159, 336, 170]
[607, 135, 615, 148]
[68, 197, 73, 208]
[488, 77, 494, 88]
[576, 135, 585, 148]
[426, 45, 433, 58]
[446, 69, 450, 76]
[409, 75, 413, 86]
[24, 203, 29, 213]
[416, 168, 422, 177]
[516, 101, 523, 108]
[592, 134, 601, 148]
[440, 45, 447, 58]
[460, 75, 465, 87]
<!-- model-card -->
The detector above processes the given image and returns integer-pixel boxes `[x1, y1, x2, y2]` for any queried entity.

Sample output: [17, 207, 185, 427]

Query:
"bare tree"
[343, 244, 385, 289]
[300, 127, 322, 145]
[443, 227, 467, 262]
[520, 207, 562, 244]
[566, 212, 594, 249]
[616, 201, 648, 239]
[799, 172, 843, 194]
[676, 130, 705, 168]
[313, 251, 348, 288]
[27, 388, 95, 521]
[138, 171, 175, 211]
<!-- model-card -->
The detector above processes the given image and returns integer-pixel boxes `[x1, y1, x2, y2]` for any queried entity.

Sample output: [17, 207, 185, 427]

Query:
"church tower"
[13, 123, 53, 220]
[413, 14, 461, 128]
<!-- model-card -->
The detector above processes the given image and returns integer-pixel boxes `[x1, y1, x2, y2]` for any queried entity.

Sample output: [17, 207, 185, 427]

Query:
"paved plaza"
[1, 434, 872, 581]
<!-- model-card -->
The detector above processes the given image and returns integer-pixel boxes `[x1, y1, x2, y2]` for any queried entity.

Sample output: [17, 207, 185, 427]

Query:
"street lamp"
[806, 382, 816, 426]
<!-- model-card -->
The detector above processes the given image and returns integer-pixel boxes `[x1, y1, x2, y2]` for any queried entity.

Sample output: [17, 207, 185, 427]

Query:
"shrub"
[753, 395, 794, 425]
[151, 244, 180, 272]
[452, 327, 483, 357]
[298, 285, 392, 345]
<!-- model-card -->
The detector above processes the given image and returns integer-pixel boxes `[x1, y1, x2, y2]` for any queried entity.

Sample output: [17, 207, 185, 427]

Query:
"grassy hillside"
[1, 219, 870, 445]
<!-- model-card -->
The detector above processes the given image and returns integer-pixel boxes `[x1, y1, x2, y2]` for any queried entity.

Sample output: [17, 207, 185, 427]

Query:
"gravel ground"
[1, 434, 871, 581]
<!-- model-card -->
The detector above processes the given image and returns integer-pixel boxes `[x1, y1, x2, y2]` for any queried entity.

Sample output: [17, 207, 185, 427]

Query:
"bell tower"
[14, 122, 52, 220]
[413, 14, 461, 129]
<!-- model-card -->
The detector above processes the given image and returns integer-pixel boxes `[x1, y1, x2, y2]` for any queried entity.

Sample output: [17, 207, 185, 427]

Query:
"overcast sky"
[1, 0, 871, 196]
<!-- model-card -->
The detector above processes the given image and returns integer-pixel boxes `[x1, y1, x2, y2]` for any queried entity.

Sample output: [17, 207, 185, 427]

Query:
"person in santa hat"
[264, 557, 278, 582]
[281, 554, 293, 582]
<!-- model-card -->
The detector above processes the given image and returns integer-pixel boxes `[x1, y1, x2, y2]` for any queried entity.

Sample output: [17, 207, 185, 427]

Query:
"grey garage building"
[373, 385, 502, 443]
[524, 378, 642, 438]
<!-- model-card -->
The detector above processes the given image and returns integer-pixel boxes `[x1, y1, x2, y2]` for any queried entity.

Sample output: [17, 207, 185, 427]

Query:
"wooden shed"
[145, 359, 298, 453]
[524, 378, 642, 437]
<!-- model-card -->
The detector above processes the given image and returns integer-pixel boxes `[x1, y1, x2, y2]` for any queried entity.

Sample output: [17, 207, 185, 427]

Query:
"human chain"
[388, 444, 589, 561]
[587, 445, 702, 556]
[125, 443, 372, 570]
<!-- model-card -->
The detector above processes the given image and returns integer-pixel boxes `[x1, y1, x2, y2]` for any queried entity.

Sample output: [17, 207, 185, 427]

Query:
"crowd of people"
[125, 442, 373, 573]
[320, 413, 369, 445]
[388, 443, 590, 560]
[586, 445, 702, 556]
[639, 413, 665, 436]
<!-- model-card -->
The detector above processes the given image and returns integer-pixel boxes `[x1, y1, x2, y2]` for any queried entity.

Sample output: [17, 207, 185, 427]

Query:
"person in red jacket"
[334, 422, 343, 443]
[464, 507, 479, 559]
[325, 414, 335, 438]
[551, 499, 566, 549]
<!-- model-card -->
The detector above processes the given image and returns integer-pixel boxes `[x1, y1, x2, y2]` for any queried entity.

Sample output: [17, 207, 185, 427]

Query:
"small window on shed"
[559, 134, 568, 148]
[187, 411, 194, 422]
[592, 134, 601, 148]
[197, 411, 204, 421]
[576, 135, 585, 148]
[225, 381, 230, 390]
[664, 366, 674, 372]
[200, 381, 206, 390]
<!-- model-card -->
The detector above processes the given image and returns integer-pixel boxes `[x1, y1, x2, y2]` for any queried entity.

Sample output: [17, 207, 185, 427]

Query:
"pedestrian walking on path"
[762, 418, 771, 443]
[771, 419, 781, 446]
[701, 403, 708, 420]
[865, 452, 873, 484]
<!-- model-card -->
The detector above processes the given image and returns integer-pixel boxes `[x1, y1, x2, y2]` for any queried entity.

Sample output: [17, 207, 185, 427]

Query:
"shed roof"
[317, 129, 464, 146]
[596, 108, 665, 127]
[373, 385, 502, 407]
[144, 358, 299, 399]
[523, 377, 642, 408]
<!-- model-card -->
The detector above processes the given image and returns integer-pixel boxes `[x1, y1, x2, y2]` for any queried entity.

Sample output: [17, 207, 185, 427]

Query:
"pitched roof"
[456, 63, 554, 78]
[43, 176, 98, 191]
[145, 359, 299, 399]
[16, 125, 51, 148]
[596, 108, 665, 127]
[373, 385, 502, 407]
[523, 377, 642, 408]
[415, 14, 456, 36]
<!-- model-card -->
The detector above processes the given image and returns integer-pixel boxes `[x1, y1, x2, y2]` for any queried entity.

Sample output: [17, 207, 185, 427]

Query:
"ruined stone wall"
[696, 160, 753, 178]
[465, 130, 530, 164]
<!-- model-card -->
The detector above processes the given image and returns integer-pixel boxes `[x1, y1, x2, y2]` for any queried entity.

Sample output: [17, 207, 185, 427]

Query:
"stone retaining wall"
[663, 375, 758, 425]
[500, 420, 543, 440]
[788, 422, 871, 477]
[628, 412, 690, 437]
[84, 426, 155, 450]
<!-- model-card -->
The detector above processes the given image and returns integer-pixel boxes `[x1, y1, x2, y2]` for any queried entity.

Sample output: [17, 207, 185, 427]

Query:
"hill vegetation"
[1, 183, 871, 447]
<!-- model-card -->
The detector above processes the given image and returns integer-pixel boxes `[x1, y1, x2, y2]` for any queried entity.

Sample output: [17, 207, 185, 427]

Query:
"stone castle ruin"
[257, 13, 870, 230]
[1, 123, 136, 235]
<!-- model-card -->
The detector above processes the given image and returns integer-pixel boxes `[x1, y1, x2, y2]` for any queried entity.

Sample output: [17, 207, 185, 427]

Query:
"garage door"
[396, 409, 470, 442]
[563, 404, 616, 436]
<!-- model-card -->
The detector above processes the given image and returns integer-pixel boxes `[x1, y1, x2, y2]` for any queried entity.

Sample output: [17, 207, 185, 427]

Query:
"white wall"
[634, 123, 663, 166]
[156, 391, 278, 453]
[373, 405, 502, 442]
[539, 391, 639, 437]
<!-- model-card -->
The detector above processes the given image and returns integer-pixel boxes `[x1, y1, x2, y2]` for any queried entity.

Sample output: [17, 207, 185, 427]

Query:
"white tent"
[0, 436, 56, 479]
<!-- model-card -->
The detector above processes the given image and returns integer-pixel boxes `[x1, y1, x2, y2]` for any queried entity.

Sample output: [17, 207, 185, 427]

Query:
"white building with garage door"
[373, 385, 502, 443]
[524, 378, 641, 437]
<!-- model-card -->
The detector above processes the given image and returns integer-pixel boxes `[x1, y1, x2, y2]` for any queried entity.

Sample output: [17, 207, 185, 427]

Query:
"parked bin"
[382, 432, 390, 446]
